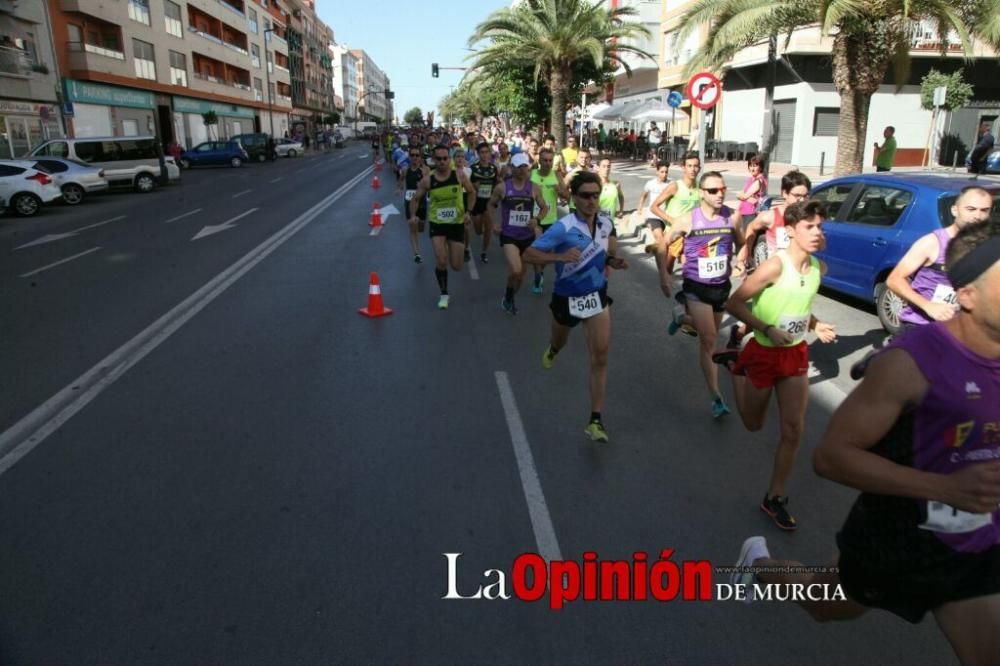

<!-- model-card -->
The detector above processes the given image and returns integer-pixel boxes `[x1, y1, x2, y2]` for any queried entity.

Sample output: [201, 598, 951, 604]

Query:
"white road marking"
[15, 215, 127, 250]
[75, 215, 127, 233]
[269, 177, 283, 183]
[232, 189, 252, 198]
[18, 247, 102, 278]
[0, 165, 375, 476]
[163, 208, 202, 224]
[494, 371, 562, 562]
[369, 225, 382, 236]
[191, 207, 259, 241]
[467, 253, 479, 280]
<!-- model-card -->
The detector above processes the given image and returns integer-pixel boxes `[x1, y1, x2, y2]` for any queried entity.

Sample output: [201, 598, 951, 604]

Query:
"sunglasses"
[702, 187, 727, 195]
[575, 191, 600, 200]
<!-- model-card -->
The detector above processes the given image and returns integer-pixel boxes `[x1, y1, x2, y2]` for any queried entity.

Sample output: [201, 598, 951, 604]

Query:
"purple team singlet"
[682, 206, 735, 285]
[899, 228, 955, 325]
[500, 177, 535, 241]
[892, 322, 1000, 553]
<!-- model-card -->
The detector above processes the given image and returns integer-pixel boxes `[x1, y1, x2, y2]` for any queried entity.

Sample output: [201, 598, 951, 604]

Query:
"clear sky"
[315, 0, 502, 123]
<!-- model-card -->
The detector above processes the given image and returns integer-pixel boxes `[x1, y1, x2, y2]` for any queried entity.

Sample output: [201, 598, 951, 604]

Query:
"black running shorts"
[499, 234, 533, 254]
[429, 222, 465, 243]
[550, 288, 612, 328]
[682, 279, 732, 313]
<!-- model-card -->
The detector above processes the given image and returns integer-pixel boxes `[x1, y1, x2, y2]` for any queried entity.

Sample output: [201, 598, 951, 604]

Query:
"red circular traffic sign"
[686, 72, 722, 110]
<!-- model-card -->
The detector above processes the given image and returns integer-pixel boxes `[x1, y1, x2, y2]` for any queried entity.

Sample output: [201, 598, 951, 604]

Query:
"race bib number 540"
[568, 292, 603, 319]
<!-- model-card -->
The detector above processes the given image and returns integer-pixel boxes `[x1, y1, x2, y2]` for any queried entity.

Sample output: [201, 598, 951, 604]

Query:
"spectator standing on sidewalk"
[874, 126, 897, 172]
[967, 120, 995, 174]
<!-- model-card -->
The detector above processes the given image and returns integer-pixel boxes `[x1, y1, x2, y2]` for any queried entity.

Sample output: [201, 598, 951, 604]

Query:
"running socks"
[435, 268, 448, 294]
[590, 411, 602, 423]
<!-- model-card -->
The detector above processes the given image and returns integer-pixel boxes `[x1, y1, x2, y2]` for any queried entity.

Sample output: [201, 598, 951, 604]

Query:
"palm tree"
[675, 0, 997, 175]
[468, 0, 653, 145]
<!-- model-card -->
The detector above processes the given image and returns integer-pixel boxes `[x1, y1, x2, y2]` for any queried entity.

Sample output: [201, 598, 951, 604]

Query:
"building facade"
[349, 48, 390, 124]
[285, 0, 334, 138]
[45, 0, 296, 147]
[0, 0, 66, 158]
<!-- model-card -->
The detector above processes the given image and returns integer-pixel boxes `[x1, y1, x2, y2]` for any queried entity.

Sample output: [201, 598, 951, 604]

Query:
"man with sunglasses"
[666, 171, 746, 419]
[397, 147, 430, 263]
[523, 170, 629, 443]
[468, 142, 499, 264]
[408, 144, 477, 308]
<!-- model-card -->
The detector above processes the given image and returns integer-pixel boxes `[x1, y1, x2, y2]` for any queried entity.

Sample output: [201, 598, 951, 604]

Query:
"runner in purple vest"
[850, 186, 993, 379]
[730, 221, 1000, 664]
[666, 171, 746, 418]
[487, 153, 549, 315]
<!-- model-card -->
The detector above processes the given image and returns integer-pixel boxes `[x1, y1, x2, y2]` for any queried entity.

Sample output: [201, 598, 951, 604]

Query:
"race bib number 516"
[698, 256, 728, 280]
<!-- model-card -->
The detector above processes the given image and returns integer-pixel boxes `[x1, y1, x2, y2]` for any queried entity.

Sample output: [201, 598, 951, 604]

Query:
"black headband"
[948, 234, 1000, 288]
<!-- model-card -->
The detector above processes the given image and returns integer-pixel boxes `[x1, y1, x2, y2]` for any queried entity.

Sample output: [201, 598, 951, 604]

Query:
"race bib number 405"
[508, 211, 531, 227]
[697, 256, 728, 280]
[436, 207, 458, 222]
[405, 189, 416, 201]
[931, 284, 958, 306]
[568, 291, 603, 319]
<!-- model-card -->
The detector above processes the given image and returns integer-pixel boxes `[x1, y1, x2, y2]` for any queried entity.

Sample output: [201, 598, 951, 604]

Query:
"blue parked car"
[178, 140, 248, 169]
[810, 172, 999, 333]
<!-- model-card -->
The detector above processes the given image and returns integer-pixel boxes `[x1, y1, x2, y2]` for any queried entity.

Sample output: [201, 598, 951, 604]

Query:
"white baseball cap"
[511, 153, 531, 168]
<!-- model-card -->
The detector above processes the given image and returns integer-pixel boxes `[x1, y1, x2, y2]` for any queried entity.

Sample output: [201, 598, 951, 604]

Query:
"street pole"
[264, 28, 275, 140]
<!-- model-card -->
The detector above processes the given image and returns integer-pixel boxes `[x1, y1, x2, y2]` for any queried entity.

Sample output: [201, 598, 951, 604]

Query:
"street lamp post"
[263, 28, 275, 140]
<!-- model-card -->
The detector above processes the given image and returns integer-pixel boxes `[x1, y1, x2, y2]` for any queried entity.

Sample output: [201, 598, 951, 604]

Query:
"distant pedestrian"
[873, 126, 896, 172]
[303, 133, 311, 151]
[967, 120, 995, 174]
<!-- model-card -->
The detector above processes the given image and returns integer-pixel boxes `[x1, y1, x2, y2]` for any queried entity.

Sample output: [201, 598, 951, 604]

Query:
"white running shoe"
[437, 294, 450, 309]
[732, 536, 769, 603]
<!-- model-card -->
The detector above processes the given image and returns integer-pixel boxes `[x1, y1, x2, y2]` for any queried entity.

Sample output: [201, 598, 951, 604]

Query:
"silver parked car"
[275, 138, 304, 158]
[28, 158, 108, 205]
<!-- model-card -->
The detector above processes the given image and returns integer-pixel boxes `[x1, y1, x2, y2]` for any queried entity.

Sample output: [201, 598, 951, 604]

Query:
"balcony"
[66, 41, 131, 77]
[59, 0, 118, 22]
[276, 94, 292, 107]
[0, 45, 34, 76]
[218, 0, 246, 18]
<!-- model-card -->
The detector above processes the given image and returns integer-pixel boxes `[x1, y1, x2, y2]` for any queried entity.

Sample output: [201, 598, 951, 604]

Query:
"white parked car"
[0, 160, 62, 216]
[28, 157, 108, 205]
[28, 136, 180, 193]
[275, 138, 304, 158]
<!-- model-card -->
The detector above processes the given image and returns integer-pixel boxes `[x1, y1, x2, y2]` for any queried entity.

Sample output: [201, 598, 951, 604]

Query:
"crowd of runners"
[383, 124, 998, 663]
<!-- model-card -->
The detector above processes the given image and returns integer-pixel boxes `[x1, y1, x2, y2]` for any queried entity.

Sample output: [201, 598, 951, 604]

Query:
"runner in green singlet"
[530, 147, 569, 294]
[648, 151, 702, 297]
[596, 158, 625, 226]
[408, 144, 477, 309]
[713, 200, 838, 530]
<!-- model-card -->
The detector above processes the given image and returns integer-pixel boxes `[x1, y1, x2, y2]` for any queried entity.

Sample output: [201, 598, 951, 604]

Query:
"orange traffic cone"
[374, 160, 383, 172]
[371, 174, 380, 189]
[358, 272, 393, 318]
[369, 202, 382, 227]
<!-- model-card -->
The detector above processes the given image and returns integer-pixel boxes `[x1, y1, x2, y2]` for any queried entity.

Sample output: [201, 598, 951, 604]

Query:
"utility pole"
[263, 28, 276, 140]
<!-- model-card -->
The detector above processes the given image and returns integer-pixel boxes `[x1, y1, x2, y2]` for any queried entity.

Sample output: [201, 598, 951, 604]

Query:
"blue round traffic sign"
[667, 91, 683, 108]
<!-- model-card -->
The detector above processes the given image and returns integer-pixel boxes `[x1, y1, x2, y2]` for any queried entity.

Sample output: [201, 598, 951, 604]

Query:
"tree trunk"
[835, 89, 871, 176]
[759, 33, 777, 184]
[549, 65, 570, 147]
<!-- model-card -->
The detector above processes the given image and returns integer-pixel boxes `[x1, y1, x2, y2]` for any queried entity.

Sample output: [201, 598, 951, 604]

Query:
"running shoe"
[680, 324, 698, 337]
[727, 324, 745, 350]
[413, 254, 423, 264]
[480, 252, 488, 264]
[760, 494, 797, 531]
[501, 298, 517, 315]
[463, 248, 471, 263]
[849, 349, 878, 381]
[711, 397, 731, 419]
[732, 536, 770, 603]
[532, 273, 544, 294]
[644, 242, 658, 254]
[542, 347, 557, 369]
[667, 306, 685, 336]
[584, 420, 609, 443]
[437, 294, 450, 310]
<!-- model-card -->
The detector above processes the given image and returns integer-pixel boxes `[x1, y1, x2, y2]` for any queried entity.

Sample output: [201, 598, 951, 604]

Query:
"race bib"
[477, 184, 493, 199]
[509, 211, 531, 227]
[778, 314, 809, 343]
[436, 207, 458, 222]
[568, 291, 603, 319]
[931, 284, 958, 306]
[697, 256, 729, 280]
[405, 189, 416, 202]
[919, 501, 993, 534]
[775, 226, 791, 249]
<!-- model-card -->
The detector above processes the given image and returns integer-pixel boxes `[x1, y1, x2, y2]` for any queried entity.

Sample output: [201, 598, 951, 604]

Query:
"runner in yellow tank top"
[649, 152, 702, 299]
[713, 200, 838, 530]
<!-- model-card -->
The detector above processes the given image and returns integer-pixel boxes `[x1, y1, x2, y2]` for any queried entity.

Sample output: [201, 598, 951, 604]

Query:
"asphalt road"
[0, 147, 954, 664]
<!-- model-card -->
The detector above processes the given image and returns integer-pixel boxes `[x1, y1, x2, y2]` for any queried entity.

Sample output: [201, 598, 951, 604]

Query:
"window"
[845, 185, 913, 227]
[269, 82, 275, 102]
[264, 19, 271, 42]
[36, 141, 69, 158]
[0, 165, 26, 176]
[133, 39, 156, 79]
[251, 43, 260, 68]
[811, 183, 856, 220]
[34, 160, 68, 173]
[254, 77, 263, 102]
[122, 119, 139, 137]
[128, 0, 150, 26]
[266, 49, 273, 73]
[813, 107, 839, 137]
[248, 8, 258, 34]
[169, 50, 187, 87]
[67, 24, 82, 44]
[164, 1, 183, 38]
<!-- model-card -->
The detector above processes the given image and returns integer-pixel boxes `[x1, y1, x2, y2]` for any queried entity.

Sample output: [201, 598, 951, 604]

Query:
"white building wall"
[862, 85, 929, 166]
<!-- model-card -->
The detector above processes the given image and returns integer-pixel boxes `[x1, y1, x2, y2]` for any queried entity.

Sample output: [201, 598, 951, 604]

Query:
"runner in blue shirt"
[523, 169, 629, 443]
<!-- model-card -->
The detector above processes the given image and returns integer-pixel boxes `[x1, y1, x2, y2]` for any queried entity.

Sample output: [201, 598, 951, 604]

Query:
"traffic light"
[386, 91, 395, 100]
[432, 63, 439, 78]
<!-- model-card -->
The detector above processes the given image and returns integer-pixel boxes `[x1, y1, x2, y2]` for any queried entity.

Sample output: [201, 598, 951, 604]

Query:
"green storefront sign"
[63, 78, 155, 109]
[172, 96, 255, 119]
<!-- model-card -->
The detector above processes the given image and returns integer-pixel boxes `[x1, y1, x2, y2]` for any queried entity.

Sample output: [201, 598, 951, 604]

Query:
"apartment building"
[45, 0, 294, 148]
[0, 0, 65, 158]
[334, 45, 358, 124]
[350, 49, 390, 124]
[604, 0, 662, 110]
[285, 0, 334, 137]
[659, 1, 1000, 168]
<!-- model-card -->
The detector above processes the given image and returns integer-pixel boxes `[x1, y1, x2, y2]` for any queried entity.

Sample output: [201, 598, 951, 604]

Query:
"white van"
[334, 126, 356, 140]
[28, 136, 180, 193]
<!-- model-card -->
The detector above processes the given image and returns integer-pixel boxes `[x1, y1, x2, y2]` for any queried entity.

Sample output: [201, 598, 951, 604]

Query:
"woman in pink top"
[737, 154, 767, 224]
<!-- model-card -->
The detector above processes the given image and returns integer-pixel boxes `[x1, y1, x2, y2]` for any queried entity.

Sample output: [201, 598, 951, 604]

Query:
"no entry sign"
[686, 72, 722, 110]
